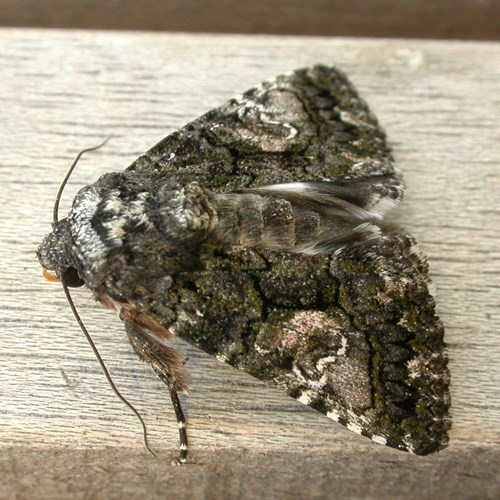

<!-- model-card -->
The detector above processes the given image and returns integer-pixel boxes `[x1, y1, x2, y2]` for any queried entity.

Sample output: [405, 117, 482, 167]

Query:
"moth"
[37, 65, 450, 462]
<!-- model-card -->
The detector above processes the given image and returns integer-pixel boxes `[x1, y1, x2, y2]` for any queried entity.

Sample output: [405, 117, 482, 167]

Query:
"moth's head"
[36, 140, 113, 290]
[37, 181, 117, 293]
[36, 218, 85, 288]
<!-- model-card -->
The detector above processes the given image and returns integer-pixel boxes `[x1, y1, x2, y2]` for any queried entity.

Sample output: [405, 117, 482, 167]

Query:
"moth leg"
[123, 317, 189, 464]
[169, 388, 188, 465]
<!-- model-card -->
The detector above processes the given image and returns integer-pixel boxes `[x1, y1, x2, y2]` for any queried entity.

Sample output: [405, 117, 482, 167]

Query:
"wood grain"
[0, 29, 498, 497]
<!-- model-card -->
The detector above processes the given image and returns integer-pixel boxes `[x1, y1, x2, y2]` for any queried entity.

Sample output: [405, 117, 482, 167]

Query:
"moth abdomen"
[207, 177, 401, 255]
[208, 191, 320, 251]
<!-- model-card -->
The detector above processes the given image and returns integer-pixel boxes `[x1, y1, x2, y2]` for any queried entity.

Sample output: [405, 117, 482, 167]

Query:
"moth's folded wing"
[127, 65, 401, 195]
[171, 234, 451, 455]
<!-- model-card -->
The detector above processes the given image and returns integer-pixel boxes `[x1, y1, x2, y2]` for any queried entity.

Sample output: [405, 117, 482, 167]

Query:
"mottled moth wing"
[122, 66, 450, 455]
[130, 65, 402, 198]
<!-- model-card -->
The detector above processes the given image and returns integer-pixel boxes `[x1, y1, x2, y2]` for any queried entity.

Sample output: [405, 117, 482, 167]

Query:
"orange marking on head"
[43, 269, 60, 283]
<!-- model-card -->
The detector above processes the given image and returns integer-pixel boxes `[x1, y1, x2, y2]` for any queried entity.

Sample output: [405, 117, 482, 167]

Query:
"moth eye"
[61, 267, 85, 288]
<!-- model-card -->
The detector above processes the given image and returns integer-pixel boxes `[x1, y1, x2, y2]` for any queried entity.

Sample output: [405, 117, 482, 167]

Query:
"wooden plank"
[1, 447, 499, 499]
[0, 0, 499, 41]
[0, 29, 499, 497]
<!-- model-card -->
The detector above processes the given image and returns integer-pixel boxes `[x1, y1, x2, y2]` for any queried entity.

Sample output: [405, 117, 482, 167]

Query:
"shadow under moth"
[37, 65, 450, 462]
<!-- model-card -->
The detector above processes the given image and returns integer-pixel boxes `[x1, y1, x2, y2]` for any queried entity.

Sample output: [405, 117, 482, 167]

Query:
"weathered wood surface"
[0, 29, 499, 498]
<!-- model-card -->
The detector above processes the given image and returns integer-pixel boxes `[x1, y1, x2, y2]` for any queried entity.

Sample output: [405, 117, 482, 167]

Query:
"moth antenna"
[53, 136, 112, 227]
[62, 284, 156, 458]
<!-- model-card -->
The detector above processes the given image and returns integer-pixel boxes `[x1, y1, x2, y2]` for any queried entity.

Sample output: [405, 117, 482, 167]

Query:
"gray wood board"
[1, 447, 498, 500]
[0, 29, 498, 498]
